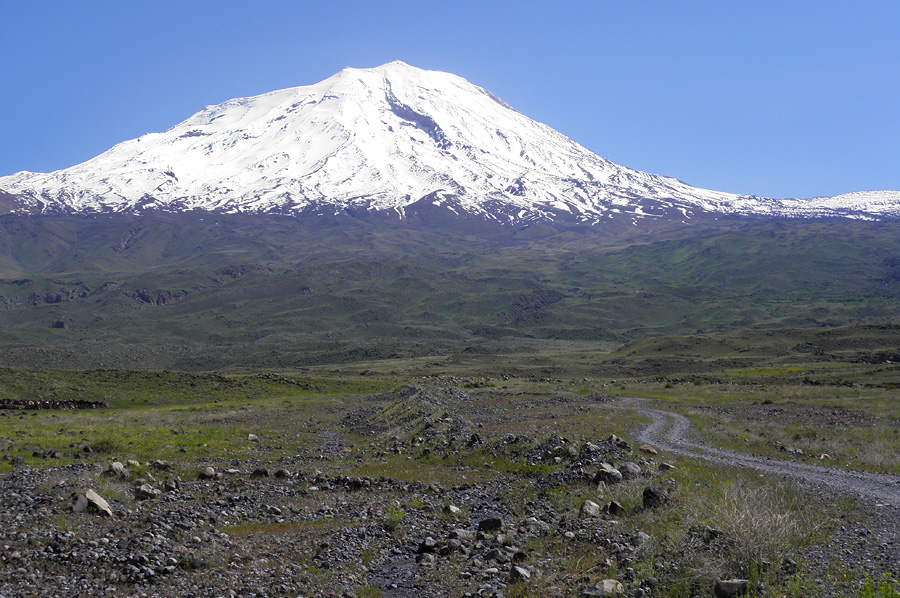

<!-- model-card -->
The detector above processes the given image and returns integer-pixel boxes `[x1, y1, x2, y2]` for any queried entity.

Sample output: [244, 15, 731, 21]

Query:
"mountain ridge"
[1, 61, 898, 223]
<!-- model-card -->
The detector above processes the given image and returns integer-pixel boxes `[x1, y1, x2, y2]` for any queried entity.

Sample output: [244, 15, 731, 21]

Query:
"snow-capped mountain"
[1, 61, 897, 223]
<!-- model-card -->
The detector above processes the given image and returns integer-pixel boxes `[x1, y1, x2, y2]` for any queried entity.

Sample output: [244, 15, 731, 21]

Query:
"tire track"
[608, 397, 900, 508]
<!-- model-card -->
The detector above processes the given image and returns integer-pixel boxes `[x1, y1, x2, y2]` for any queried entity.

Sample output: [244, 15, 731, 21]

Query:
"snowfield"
[1, 61, 898, 223]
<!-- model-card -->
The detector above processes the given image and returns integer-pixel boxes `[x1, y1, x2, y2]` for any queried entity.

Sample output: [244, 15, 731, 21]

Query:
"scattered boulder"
[84, 489, 113, 517]
[594, 462, 623, 485]
[714, 579, 749, 598]
[250, 467, 270, 478]
[274, 468, 292, 478]
[103, 462, 127, 477]
[619, 461, 641, 480]
[478, 517, 504, 532]
[198, 466, 217, 480]
[247, 433, 260, 442]
[606, 500, 625, 516]
[583, 579, 625, 596]
[639, 444, 658, 455]
[449, 528, 475, 541]
[71, 493, 89, 513]
[642, 484, 669, 509]
[135, 484, 161, 500]
[510, 565, 531, 582]
[444, 504, 461, 515]
[580, 499, 602, 518]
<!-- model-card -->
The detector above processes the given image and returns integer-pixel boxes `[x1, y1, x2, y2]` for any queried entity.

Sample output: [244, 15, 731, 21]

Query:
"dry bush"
[682, 474, 823, 579]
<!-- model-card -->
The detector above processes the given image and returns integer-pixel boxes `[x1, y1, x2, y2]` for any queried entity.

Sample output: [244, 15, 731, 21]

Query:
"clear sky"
[2, 0, 897, 199]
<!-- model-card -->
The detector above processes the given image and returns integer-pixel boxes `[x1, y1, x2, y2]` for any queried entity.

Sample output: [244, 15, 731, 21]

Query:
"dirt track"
[610, 397, 900, 508]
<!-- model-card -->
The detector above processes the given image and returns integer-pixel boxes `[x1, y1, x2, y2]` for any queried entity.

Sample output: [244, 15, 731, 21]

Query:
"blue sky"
[1, 1, 897, 199]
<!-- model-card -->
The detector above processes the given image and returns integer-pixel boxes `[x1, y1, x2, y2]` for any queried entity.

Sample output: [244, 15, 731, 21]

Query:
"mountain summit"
[1, 61, 898, 223]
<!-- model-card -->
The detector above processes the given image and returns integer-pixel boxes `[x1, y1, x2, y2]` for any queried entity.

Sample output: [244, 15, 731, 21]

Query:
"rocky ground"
[1, 385, 898, 598]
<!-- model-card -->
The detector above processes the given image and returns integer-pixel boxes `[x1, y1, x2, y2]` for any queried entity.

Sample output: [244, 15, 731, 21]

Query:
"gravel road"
[605, 397, 900, 578]
[610, 397, 900, 508]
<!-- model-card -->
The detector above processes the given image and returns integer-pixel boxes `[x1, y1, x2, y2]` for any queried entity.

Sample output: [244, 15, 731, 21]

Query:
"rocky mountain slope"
[2, 61, 897, 224]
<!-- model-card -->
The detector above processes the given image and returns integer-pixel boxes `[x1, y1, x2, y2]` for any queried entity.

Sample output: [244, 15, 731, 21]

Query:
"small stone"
[250, 467, 270, 478]
[659, 462, 676, 471]
[418, 537, 438, 554]
[781, 557, 798, 575]
[607, 500, 625, 516]
[444, 504, 462, 515]
[199, 466, 217, 480]
[639, 444, 658, 455]
[274, 469, 291, 478]
[247, 433, 260, 442]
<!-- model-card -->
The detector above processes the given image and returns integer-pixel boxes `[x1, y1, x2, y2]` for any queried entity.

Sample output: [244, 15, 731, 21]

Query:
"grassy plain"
[1, 326, 899, 596]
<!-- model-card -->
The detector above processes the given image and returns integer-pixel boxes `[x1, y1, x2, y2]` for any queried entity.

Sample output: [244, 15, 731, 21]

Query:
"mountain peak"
[0, 63, 897, 222]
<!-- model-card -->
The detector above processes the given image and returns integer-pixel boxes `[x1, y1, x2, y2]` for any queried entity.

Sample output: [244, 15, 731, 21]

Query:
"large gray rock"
[714, 579, 749, 598]
[449, 528, 475, 541]
[510, 566, 530, 582]
[103, 462, 127, 478]
[71, 492, 89, 513]
[84, 489, 113, 517]
[135, 484, 161, 500]
[478, 517, 503, 532]
[619, 461, 641, 480]
[594, 462, 623, 485]
[580, 499, 602, 518]
[582, 579, 625, 596]
[642, 484, 669, 509]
